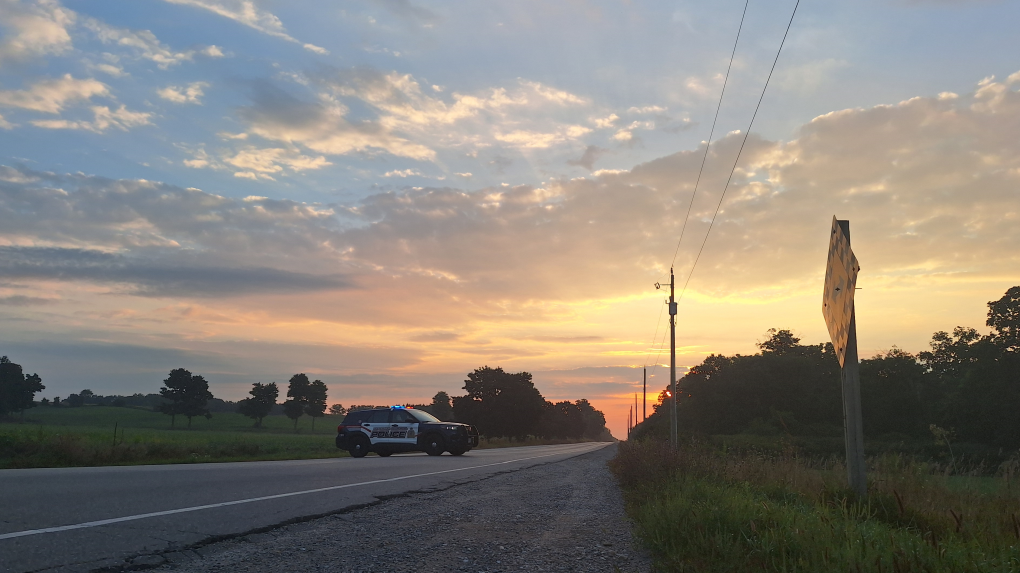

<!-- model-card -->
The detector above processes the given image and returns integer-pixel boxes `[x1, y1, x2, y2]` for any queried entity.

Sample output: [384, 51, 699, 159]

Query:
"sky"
[0, 0, 1018, 438]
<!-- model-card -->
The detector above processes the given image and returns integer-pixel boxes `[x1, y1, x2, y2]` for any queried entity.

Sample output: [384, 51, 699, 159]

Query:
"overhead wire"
[669, 0, 750, 270]
[642, 0, 750, 374]
[676, 0, 801, 305]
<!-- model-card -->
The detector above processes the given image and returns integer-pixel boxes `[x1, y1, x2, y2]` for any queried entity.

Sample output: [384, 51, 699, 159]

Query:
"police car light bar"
[391, 405, 405, 409]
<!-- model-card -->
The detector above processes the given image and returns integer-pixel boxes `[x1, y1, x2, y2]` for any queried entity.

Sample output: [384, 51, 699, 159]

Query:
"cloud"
[384, 168, 422, 178]
[2, 71, 1019, 337]
[82, 16, 223, 69]
[158, 81, 209, 104]
[237, 79, 435, 160]
[0, 74, 107, 113]
[0, 246, 351, 297]
[0, 294, 57, 306]
[0, 0, 75, 65]
[222, 146, 331, 175]
[163, 0, 328, 54]
[31, 104, 151, 132]
[567, 145, 608, 171]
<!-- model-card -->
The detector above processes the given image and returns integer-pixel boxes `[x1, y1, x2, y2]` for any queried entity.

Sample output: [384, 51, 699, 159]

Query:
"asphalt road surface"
[1, 442, 613, 573]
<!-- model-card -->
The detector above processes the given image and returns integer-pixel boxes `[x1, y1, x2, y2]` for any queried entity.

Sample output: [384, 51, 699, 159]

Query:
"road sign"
[822, 216, 860, 367]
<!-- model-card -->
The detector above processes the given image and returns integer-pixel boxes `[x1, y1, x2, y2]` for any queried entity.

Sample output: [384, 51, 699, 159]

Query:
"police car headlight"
[444, 425, 458, 431]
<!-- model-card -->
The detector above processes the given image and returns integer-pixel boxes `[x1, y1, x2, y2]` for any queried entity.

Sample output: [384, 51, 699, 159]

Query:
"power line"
[676, 0, 801, 305]
[669, 0, 750, 270]
[642, 0, 750, 370]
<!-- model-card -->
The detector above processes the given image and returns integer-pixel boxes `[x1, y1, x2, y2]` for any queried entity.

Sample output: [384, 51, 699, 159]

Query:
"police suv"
[335, 406, 480, 458]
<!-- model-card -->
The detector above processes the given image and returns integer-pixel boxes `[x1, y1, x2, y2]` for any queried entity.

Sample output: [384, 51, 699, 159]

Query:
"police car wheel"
[377, 450, 393, 457]
[349, 435, 370, 458]
[423, 434, 445, 456]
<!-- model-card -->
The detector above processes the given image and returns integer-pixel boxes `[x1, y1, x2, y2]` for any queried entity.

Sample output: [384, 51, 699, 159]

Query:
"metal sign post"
[822, 217, 865, 496]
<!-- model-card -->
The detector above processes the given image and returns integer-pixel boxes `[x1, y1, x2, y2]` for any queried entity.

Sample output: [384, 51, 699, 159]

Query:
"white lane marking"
[0, 442, 607, 541]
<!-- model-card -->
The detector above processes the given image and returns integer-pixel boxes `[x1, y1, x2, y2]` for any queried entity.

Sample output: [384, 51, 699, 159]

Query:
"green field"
[611, 440, 1020, 572]
[0, 405, 599, 468]
[0, 405, 345, 468]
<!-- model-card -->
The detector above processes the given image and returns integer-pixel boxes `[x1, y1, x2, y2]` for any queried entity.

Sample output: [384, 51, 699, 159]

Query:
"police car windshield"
[407, 409, 441, 423]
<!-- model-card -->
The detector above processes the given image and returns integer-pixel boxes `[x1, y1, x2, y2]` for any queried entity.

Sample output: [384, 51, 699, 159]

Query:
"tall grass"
[610, 440, 1020, 572]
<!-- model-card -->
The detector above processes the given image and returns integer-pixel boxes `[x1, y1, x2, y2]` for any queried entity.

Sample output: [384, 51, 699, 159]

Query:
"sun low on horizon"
[1, 0, 1018, 438]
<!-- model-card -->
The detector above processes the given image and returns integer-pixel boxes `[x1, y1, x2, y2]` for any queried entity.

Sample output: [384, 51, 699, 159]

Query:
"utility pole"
[642, 368, 647, 422]
[669, 267, 677, 448]
[655, 268, 678, 447]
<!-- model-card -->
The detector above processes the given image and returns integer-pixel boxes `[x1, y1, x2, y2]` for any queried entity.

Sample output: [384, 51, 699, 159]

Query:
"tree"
[79, 389, 95, 404]
[283, 373, 311, 430]
[328, 403, 347, 416]
[0, 357, 45, 418]
[159, 368, 214, 429]
[237, 382, 279, 428]
[305, 380, 328, 430]
[429, 391, 454, 421]
[987, 286, 1020, 352]
[66, 393, 84, 407]
[757, 329, 801, 355]
[453, 366, 546, 439]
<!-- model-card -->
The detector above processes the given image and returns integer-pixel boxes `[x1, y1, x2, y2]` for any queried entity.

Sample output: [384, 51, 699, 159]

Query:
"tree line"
[635, 286, 1020, 448]
[2, 358, 613, 441]
[431, 366, 612, 441]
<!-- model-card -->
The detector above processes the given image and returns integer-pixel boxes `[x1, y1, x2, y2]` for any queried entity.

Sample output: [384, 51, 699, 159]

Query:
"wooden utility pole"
[669, 267, 677, 448]
[642, 368, 647, 422]
[837, 220, 866, 497]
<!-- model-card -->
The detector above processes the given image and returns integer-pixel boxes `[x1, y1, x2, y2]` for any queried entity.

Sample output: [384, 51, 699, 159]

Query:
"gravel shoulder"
[163, 443, 649, 573]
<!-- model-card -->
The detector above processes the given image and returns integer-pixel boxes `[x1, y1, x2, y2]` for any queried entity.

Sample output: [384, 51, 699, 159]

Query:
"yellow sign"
[822, 217, 860, 367]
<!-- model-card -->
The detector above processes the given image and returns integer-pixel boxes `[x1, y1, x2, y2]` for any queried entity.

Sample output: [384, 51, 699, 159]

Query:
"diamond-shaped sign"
[822, 217, 860, 367]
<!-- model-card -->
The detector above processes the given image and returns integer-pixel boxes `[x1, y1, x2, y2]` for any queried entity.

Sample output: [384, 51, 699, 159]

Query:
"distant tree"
[66, 393, 84, 407]
[159, 368, 214, 429]
[79, 389, 95, 404]
[429, 391, 454, 421]
[0, 357, 45, 418]
[575, 399, 609, 440]
[112, 398, 126, 407]
[305, 380, 328, 430]
[757, 329, 801, 355]
[237, 382, 279, 428]
[40, 397, 50, 406]
[283, 373, 311, 430]
[453, 366, 546, 439]
[51, 396, 60, 407]
[328, 403, 347, 416]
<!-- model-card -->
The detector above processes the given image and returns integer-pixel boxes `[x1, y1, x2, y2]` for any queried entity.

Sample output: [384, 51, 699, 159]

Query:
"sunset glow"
[1, 1, 1018, 438]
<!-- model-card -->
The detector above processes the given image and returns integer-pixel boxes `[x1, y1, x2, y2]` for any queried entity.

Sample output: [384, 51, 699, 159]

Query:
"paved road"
[0, 442, 611, 573]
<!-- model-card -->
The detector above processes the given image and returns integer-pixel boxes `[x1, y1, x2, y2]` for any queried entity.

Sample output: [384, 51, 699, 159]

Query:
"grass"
[0, 405, 603, 468]
[610, 439, 1020, 572]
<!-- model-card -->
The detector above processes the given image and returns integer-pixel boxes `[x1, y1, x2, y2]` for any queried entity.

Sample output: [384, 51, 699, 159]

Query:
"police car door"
[388, 408, 419, 446]
[363, 409, 391, 444]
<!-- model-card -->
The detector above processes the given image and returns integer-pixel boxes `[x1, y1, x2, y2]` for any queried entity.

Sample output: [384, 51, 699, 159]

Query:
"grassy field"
[0, 405, 345, 468]
[610, 439, 1020, 572]
[0, 405, 602, 468]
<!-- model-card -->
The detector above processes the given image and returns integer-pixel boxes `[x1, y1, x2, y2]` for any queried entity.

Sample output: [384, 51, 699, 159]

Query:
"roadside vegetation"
[611, 440, 1020, 572]
[615, 286, 1020, 571]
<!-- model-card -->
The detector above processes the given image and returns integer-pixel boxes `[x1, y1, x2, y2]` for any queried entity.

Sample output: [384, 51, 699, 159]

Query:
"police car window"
[343, 411, 368, 424]
[391, 410, 416, 423]
[366, 410, 390, 423]
[408, 409, 441, 423]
